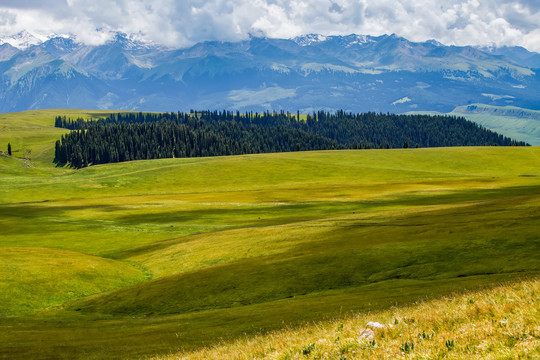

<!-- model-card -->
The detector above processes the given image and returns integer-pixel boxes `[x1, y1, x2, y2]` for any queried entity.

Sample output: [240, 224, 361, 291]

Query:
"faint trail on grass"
[5, 160, 206, 187]
[90, 163, 190, 180]
[270, 154, 482, 177]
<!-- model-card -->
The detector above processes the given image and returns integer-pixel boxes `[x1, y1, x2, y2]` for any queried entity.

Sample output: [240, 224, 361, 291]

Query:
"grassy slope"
[452, 104, 540, 146]
[69, 185, 540, 317]
[410, 103, 540, 146]
[0, 109, 125, 167]
[171, 279, 540, 359]
[0, 247, 145, 313]
[0, 110, 539, 359]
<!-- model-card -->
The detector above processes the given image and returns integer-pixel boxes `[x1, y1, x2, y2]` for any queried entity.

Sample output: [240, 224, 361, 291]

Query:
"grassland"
[170, 279, 540, 359]
[452, 104, 540, 146]
[0, 110, 539, 359]
[0, 109, 128, 166]
[411, 103, 540, 146]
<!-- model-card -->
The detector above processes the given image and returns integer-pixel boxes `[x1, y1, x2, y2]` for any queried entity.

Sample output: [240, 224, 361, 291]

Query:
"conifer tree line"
[54, 110, 527, 168]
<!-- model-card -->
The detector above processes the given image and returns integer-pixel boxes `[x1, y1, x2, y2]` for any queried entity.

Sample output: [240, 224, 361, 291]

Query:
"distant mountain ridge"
[456, 104, 540, 121]
[0, 31, 539, 113]
[0, 30, 51, 49]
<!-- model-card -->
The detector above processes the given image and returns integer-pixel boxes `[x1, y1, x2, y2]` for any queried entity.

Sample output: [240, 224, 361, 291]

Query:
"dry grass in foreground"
[160, 279, 540, 360]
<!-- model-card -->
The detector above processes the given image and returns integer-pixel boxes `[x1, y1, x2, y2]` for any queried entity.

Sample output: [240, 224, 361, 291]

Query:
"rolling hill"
[410, 104, 540, 145]
[170, 279, 540, 359]
[0, 109, 539, 358]
[452, 104, 540, 146]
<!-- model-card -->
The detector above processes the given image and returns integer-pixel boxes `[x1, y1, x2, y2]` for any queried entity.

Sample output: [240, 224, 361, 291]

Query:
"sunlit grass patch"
[168, 279, 540, 359]
[0, 247, 145, 314]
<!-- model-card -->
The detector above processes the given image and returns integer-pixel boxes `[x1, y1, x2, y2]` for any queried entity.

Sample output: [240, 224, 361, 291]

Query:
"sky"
[0, 0, 539, 52]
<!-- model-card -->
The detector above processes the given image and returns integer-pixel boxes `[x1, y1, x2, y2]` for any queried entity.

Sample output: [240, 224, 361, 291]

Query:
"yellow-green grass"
[0, 109, 110, 167]
[2, 147, 539, 257]
[65, 185, 540, 318]
[0, 247, 145, 314]
[169, 279, 540, 359]
[1, 109, 540, 358]
[0, 109, 147, 168]
[0, 275, 526, 359]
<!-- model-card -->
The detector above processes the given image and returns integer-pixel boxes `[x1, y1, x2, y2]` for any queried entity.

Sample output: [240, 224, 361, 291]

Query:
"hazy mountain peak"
[109, 32, 141, 49]
[343, 34, 374, 45]
[293, 34, 328, 46]
[479, 45, 540, 69]
[0, 30, 46, 49]
[0, 30, 75, 50]
[424, 39, 444, 47]
[104, 32, 165, 51]
[0, 42, 19, 60]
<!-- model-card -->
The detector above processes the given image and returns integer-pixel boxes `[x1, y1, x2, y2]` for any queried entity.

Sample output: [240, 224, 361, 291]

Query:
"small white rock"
[359, 328, 375, 340]
[366, 321, 386, 329]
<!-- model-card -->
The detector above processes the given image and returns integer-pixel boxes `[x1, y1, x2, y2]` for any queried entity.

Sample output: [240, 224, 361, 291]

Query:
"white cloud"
[0, 10, 16, 26]
[0, 0, 539, 52]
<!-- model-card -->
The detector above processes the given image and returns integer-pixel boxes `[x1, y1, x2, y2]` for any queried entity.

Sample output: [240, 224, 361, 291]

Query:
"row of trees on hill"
[54, 110, 527, 168]
[53, 120, 339, 168]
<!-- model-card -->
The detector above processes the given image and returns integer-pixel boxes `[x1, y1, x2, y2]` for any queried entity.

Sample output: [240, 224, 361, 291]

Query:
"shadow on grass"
[1, 273, 537, 359]
[108, 184, 540, 259]
[68, 188, 540, 318]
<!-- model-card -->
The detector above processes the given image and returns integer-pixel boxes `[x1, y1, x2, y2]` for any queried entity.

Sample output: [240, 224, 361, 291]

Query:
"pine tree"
[52, 110, 527, 169]
[54, 140, 61, 163]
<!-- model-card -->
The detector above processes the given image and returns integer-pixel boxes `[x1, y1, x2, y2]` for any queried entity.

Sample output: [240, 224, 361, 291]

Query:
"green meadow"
[0, 110, 539, 359]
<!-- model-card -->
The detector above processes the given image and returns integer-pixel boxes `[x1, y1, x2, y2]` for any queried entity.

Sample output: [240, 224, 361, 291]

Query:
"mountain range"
[0, 30, 539, 114]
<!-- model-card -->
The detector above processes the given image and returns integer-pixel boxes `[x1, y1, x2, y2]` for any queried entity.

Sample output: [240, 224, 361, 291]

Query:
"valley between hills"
[0, 110, 539, 359]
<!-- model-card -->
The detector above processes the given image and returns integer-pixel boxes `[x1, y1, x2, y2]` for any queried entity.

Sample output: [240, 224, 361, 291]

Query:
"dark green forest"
[54, 110, 527, 168]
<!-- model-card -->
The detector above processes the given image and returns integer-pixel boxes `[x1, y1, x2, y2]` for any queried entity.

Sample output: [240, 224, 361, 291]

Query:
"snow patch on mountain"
[0, 30, 73, 49]
[128, 55, 157, 69]
[392, 97, 412, 105]
[425, 39, 444, 47]
[482, 94, 516, 101]
[0, 30, 45, 49]
[300, 63, 358, 74]
[270, 63, 291, 73]
[228, 86, 296, 108]
[293, 34, 328, 46]
[345, 34, 373, 47]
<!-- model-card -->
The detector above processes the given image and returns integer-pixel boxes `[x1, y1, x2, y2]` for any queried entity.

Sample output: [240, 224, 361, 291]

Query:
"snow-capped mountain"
[0, 32, 538, 113]
[0, 30, 52, 49]
[293, 33, 329, 46]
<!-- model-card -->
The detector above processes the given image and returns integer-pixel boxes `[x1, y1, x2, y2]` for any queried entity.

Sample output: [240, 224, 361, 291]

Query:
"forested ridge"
[54, 110, 527, 168]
